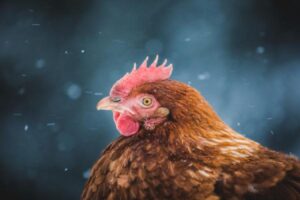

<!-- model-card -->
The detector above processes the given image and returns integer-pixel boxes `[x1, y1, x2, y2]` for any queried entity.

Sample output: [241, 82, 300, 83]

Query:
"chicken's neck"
[152, 103, 261, 165]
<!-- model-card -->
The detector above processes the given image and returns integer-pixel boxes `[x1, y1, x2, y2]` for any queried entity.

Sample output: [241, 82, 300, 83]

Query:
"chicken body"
[82, 71, 300, 200]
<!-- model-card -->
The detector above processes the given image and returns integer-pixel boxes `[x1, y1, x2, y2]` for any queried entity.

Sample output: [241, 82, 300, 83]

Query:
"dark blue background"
[1, 0, 300, 199]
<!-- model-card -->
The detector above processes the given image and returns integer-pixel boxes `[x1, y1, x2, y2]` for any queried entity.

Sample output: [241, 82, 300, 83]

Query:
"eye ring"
[141, 97, 153, 107]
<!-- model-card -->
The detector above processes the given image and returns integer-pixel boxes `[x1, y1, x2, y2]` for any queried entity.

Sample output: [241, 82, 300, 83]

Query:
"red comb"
[110, 55, 173, 97]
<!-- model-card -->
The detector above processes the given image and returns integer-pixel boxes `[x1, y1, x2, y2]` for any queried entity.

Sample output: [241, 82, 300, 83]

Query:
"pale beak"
[96, 96, 134, 115]
[96, 96, 117, 111]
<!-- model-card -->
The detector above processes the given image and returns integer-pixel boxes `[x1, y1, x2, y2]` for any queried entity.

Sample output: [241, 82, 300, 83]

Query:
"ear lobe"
[153, 107, 170, 117]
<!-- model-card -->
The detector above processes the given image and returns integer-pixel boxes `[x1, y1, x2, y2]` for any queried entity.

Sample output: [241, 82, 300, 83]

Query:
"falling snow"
[197, 72, 210, 81]
[83, 169, 91, 179]
[18, 88, 26, 95]
[13, 113, 23, 117]
[84, 90, 93, 95]
[66, 84, 82, 100]
[184, 37, 191, 42]
[256, 46, 265, 54]
[35, 59, 46, 69]
[93, 92, 103, 96]
[24, 125, 29, 131]
[47, 122, 56, 126]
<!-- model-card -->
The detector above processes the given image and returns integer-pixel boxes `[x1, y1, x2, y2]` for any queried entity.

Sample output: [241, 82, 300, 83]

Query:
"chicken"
[81, 56, 300, 200]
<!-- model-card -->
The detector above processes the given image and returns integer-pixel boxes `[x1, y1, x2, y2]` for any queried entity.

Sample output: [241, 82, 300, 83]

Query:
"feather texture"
[82, 79, 300, 200]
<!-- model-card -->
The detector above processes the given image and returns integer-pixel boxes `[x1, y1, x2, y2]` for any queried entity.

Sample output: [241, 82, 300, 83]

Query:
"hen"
[82, 56, 300, 200]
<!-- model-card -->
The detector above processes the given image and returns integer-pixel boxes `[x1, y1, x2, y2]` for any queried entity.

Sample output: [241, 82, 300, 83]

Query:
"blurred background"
[1, 0, 300, 199]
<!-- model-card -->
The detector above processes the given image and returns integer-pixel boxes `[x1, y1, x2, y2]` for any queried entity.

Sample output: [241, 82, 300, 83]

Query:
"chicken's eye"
[141, 97, 152, 107]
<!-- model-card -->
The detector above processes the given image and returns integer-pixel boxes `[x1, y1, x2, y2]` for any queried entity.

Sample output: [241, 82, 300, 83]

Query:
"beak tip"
[96, 104, 104, 110]
[96, 97, 112, 111]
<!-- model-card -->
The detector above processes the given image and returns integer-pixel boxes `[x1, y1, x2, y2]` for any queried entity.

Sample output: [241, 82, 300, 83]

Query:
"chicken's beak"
[97, 96, 135, 115]
[96, 96, 117, 111]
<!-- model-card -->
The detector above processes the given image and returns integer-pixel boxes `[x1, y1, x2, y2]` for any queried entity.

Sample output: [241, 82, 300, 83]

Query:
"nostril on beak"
[111, 96, 121, 103]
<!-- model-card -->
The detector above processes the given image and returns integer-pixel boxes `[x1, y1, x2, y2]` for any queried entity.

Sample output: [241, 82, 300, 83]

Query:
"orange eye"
[141, 97, 152, 107]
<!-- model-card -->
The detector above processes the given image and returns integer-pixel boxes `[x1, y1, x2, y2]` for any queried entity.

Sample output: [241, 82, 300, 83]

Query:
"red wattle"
[113, 112, 139, 136]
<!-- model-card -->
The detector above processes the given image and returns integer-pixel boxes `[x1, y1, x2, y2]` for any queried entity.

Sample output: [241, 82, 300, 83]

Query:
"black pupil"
[144, 99, 150, 104]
